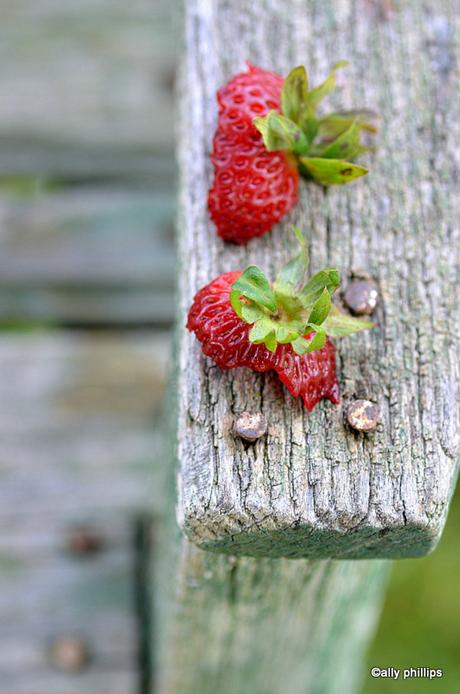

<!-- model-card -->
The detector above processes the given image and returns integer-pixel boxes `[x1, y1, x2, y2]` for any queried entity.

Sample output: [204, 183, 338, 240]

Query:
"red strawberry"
[208, 64, 299, 245]
[273, 339, 340, 411]
[186, 272, 275, 371]
[187, 229, 373, 411]
[208, 62, 377, 244]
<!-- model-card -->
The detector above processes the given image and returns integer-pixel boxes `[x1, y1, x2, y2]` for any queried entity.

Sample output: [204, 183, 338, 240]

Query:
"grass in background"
[362, 481, 460, 693]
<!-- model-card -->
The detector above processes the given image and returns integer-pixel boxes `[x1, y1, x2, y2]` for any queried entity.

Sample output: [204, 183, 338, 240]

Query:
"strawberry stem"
[253, 62, 378, 187]
[230, 228, 374, 354]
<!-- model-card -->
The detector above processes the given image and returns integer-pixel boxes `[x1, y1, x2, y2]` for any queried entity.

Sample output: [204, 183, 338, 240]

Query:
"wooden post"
[155, 0, 459, 692]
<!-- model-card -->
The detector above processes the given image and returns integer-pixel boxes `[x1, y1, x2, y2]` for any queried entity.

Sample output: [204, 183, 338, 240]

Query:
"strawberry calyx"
[253, 62, 377, 186]
[230, 227, 374, 354]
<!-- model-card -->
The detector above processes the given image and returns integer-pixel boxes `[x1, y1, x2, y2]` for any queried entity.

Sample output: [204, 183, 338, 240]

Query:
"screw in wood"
[48, 635, 90, 673]
[345, 400, 380, 432]
[344, 279, 379, 315]
[66, 526, 105, 556]
[233, 412, 268, 442]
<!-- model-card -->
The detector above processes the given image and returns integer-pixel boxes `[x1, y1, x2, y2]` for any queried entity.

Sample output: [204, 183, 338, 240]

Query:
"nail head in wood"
[66, 526, 105, 556]
[346, 400, 380, 432]
[233, 412, 268, 442]
[49, 636, 90, 673]
[344, 279, 379, 315]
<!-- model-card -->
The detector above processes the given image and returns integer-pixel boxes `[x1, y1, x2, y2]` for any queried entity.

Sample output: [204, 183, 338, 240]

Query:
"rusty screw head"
[344, 279, 378, 315]
[346, 400, 380, 432]
[49, 635, 90, 673]
[66, 527, 104, 556]
[234, 412, 268, 442]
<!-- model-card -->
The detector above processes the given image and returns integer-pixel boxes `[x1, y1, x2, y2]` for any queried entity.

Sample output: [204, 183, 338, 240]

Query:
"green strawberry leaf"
[299, 108, 319, 145]
[254, 111, 309, 155]
[241, 302, 266, 323]
[300, 268, 340, 307]
[307, 287, 332, 326]
[311, 121, 369, 161]
[323, 306, 374, 337]
[299, 157, 368, 186]
[274, 226, 309, 291]
[307, 60, 349, 109]
[281, 66, 309, 125]
[276, 325, 300, 344]
[292, 329, 327, 355]
[230, 266, 277, 317]
[249, 319, 276, 343]
[274, 287, 305, 320]
[264, 331, 278, 352]
[318, 110, 378, 140]
[229, 229, 374, 356]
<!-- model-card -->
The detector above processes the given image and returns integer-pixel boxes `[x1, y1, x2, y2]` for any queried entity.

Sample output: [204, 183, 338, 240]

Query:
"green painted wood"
[177, 0, 460, 561]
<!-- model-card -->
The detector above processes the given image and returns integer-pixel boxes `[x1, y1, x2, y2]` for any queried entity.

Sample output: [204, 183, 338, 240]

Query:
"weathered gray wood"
[157, 548, 388, 694]
[0, 332, 169, 517]
[155, 381, 389, 694]
[0, 189, 175, 324]
[155, 5, 401, 692]
[177, 0, 460, 560]
[0, 332, 167, 691]
[0, 515, 140, 692]
[0, 1, 178, 176]
[0, 672, 137, 694]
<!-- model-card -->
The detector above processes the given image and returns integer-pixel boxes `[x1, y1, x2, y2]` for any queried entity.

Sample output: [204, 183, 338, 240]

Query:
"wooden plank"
[0, 332, 170, 518]
[0, 508, 142, 692]
[0, 547, 136, 659]
[0, 141, 176, 181]
[155, 2, 458, 692]
[176, 0, 459, 561]
[157, 546, 388, 694]
[0, 332, 162, 691]
[0, 671, 137, 694]
[155, 385, 389, 694]
[0, 189, 176, 324]
[0, 1, 178, 178]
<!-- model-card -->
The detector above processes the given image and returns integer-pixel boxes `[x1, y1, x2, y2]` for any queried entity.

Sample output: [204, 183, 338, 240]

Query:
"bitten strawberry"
[187, 228, 373, 411]
[208, 62, 377, 244]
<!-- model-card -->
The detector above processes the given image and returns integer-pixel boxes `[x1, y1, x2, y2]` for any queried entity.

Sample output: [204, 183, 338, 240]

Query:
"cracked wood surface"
[156, 382, 389, 694]
[177, 0, 460, 559]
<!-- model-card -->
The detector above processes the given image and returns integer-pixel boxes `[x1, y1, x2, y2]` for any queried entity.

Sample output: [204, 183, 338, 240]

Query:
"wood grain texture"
[0, 188, 176, 325]
[155, 380, 389, 694]
[0, 332, 168, 692]
[0, 332, 169, 518]
[0, 1, 177, 170]
[0, 671, 137, 694]
[158, 544, 388, 694]
[177, 0, 460, 559]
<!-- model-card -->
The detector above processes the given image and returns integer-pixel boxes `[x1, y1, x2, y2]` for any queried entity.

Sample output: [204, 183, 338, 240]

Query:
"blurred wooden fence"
[0, 1, 178, 692]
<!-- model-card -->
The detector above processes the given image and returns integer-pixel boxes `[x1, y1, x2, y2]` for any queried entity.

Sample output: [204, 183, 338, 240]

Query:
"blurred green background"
[363, 482, 460, 693]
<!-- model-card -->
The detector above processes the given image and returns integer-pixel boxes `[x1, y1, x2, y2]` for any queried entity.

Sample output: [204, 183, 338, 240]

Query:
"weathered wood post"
[155, 1, 459, 692]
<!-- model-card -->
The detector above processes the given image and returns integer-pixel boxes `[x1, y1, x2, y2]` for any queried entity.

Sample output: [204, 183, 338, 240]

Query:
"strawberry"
[208, 62, 377, 244]
[187, 228, 373, 411]
[208, 64, 299, 245]
[186, 271, 276, 372]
